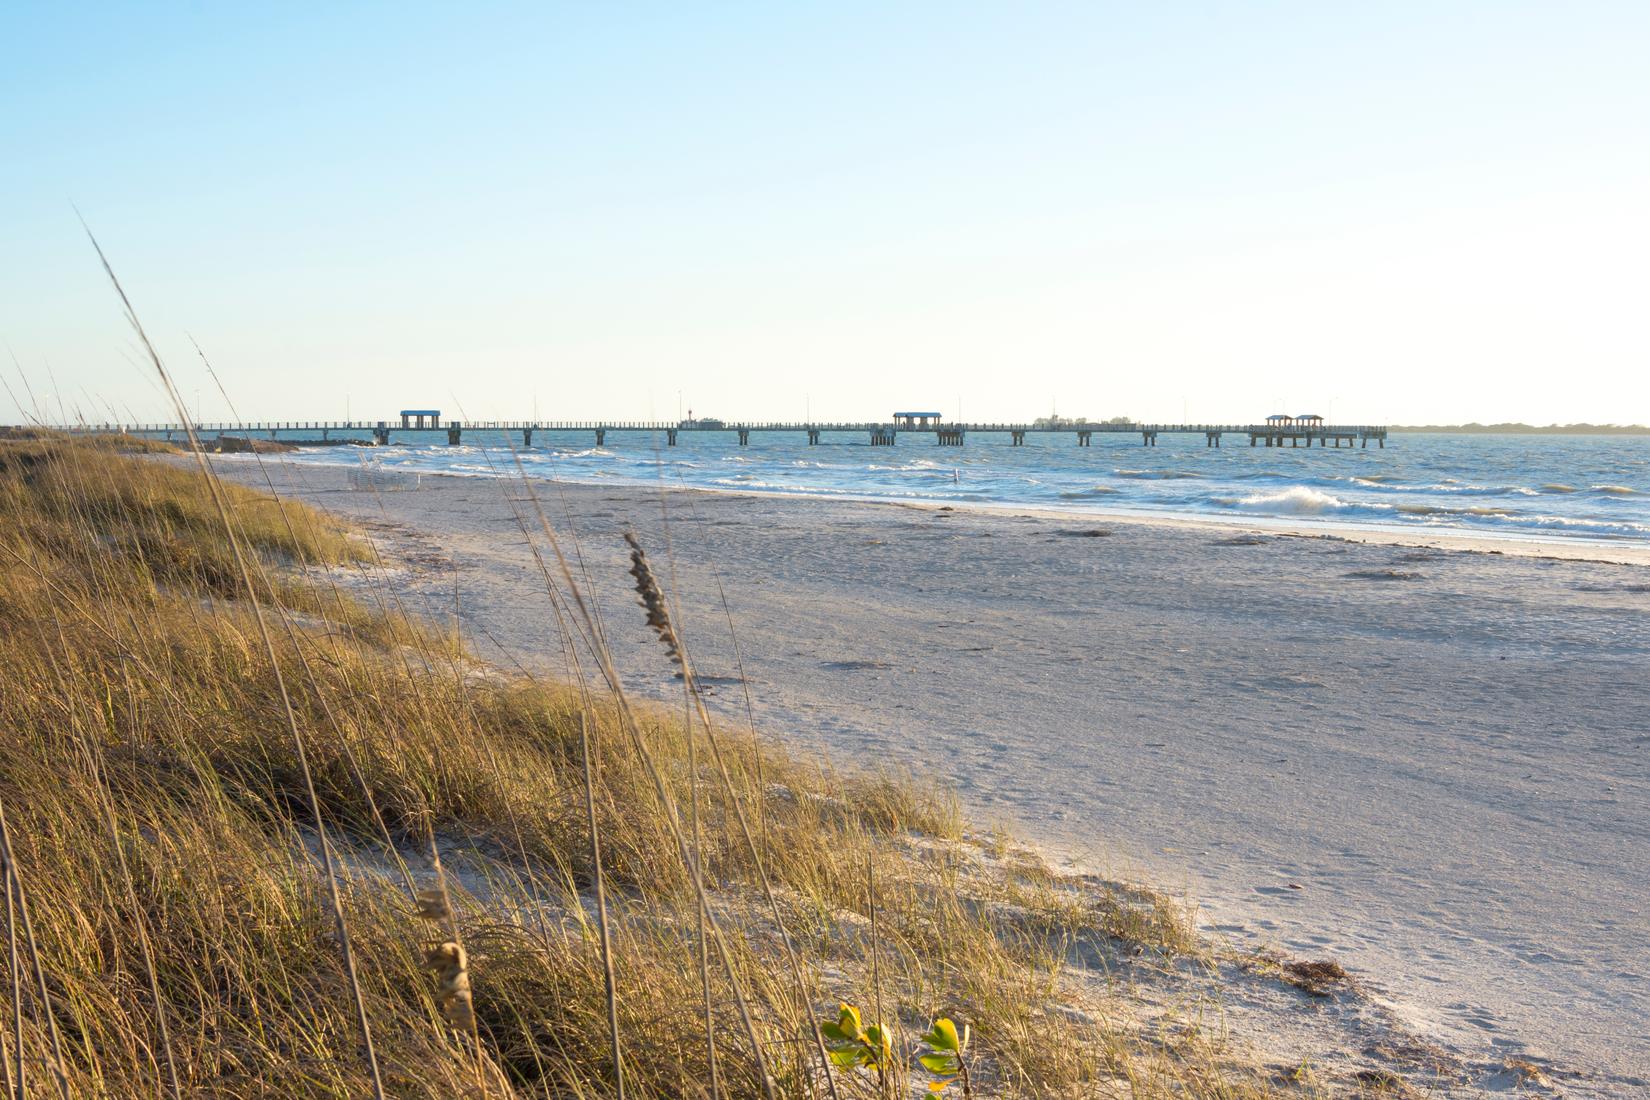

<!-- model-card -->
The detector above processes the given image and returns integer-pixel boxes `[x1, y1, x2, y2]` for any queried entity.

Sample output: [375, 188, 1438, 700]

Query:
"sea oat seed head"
[425, 941, 475, 1028]
[624, 531, 682, 665]
[426, 940, 466, 973]
[415, 887, 451, 923]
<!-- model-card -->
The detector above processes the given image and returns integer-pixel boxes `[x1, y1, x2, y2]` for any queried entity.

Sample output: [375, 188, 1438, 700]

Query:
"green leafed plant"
[820, 1003, 893, 1072]
[918, 1017, 973, 1097]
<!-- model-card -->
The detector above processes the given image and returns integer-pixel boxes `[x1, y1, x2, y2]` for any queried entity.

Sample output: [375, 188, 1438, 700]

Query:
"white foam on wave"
[1434, 483, 1540, 496]
[1229, 486, 1355, 515]
[867, 462, 949, 473]
[1344, 479, 1540, 498]
[1115, 469, 1202, 480]
[707, 478, 856, 495]
[1487, 512, 1650, 537]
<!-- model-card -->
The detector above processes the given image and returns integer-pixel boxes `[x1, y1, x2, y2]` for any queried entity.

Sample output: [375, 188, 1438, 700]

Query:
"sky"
[3, 2, 1648, 426]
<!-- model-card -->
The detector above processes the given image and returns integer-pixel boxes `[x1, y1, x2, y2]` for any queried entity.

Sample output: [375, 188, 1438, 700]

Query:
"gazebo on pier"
[892, 411, 944, 429]
[1265, 412, 1325, 428]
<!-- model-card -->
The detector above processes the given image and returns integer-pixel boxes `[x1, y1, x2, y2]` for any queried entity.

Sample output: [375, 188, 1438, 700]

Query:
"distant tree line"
[1030, 415, 1134, 428]
[1393, 423, 1650, 435]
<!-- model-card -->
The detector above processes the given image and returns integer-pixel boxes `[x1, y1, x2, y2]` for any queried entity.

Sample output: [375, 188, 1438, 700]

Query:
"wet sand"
[216, 456, 1650, 1096]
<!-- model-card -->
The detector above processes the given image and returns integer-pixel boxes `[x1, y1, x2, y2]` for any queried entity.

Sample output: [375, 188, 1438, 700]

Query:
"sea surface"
[256, 430, 1650, 546]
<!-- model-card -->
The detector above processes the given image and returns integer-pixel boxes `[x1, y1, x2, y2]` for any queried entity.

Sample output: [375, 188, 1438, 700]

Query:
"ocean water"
[259, 430, 1650, 546]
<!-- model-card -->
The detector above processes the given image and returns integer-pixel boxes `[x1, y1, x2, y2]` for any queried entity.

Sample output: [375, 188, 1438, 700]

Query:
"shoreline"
[268, 449, 1650, 566]
[207, 454, 1650, 1095]
[824, 491, 1650, 566]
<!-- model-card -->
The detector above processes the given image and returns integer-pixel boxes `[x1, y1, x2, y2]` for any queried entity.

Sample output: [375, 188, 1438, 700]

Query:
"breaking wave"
[1227, 487, 1354, 515]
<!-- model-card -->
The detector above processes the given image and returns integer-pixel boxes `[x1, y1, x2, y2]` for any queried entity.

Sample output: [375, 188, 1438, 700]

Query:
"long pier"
[55, 420, 1389, 449]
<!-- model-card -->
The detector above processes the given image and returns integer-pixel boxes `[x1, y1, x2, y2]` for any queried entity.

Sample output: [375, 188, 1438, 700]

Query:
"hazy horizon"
[4, 2, 1647, 426]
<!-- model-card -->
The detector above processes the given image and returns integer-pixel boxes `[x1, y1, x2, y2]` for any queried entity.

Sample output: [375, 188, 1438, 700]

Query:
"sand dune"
[219, 457, 1650, 1096]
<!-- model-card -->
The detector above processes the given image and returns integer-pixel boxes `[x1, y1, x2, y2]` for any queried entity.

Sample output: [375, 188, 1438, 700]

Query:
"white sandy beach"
[216, 456, 1650, 1096]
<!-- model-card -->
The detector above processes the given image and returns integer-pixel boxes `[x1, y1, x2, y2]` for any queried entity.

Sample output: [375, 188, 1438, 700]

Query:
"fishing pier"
[63, 415, 1389, 449]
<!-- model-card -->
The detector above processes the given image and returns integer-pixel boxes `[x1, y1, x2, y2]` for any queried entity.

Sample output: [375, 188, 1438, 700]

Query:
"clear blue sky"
[3, 2, 1647, 425]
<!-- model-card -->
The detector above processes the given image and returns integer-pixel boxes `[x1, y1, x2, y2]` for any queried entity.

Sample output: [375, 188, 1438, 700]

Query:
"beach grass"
[0, 434, 1301, 1097]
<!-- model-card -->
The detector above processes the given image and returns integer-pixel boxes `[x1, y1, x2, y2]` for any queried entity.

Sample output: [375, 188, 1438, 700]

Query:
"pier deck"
[52, 420, 1390, 449]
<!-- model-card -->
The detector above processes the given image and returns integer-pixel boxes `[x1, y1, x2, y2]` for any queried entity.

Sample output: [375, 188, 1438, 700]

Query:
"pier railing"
[31, 419, 1390, 449]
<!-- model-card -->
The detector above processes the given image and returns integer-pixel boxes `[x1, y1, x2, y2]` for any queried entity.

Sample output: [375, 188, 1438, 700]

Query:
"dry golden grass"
[0, 437, 1298, 1098]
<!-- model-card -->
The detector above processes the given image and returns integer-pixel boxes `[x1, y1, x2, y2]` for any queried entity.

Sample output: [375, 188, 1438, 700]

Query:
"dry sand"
[216, 456, 1649, 1096]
